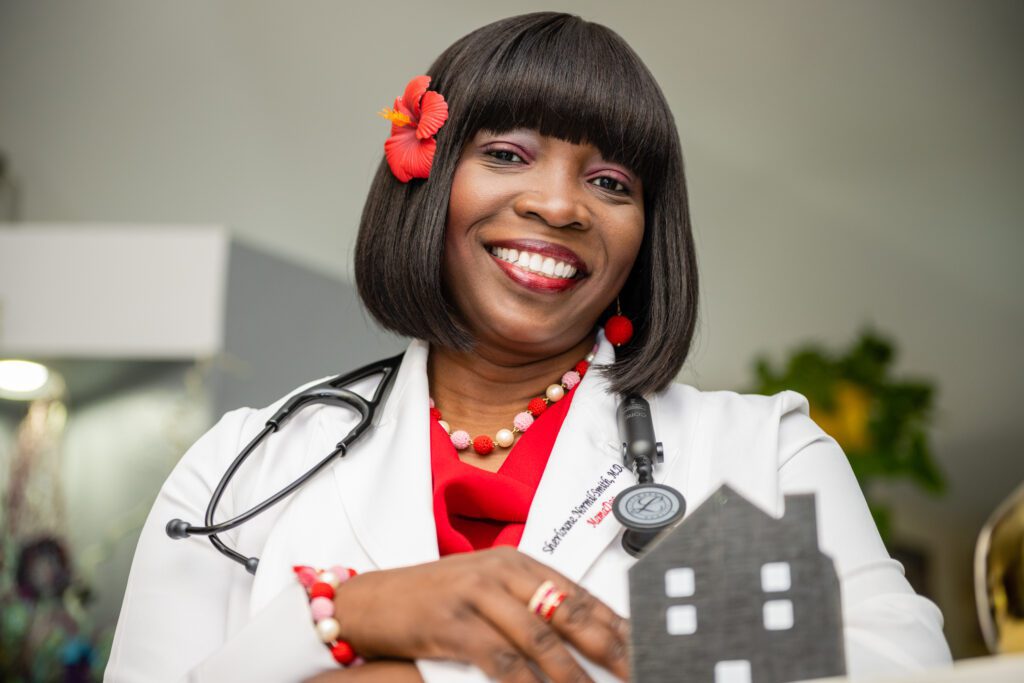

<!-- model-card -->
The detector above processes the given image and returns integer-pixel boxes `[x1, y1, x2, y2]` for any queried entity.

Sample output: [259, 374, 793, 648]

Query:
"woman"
[107, 12, 951, 683]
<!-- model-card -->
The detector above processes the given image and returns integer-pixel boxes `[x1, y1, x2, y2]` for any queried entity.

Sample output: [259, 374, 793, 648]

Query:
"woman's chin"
[469, 311, 595, 357]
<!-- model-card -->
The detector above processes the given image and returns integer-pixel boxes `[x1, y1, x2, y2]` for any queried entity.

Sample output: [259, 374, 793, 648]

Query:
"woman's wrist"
[330, 569, 377, 658]
[294, 565, 364, 666]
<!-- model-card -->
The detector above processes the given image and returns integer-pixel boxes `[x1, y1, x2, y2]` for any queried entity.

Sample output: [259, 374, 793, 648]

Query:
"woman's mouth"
[485, 241, 587, 293]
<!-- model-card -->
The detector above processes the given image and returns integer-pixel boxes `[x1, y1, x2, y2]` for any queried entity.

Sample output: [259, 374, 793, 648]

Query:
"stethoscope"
[166, 353, 686, 573]
[613, 396, 687, 556]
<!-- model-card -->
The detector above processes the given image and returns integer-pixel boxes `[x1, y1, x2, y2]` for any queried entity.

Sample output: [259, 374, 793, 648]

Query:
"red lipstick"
[489, 254, 582, 293]
[487, 239, 588, 274]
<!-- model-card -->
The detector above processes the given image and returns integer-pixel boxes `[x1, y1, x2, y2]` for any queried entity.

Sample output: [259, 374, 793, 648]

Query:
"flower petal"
[416, 90, 449, 140]
[401, 75, 431, 119]
[392, 95, 414, 122]
[404, 138, 436, 180]
[384, 127, 436, 182]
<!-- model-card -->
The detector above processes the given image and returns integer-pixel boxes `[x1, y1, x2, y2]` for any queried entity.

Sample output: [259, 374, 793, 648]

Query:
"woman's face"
[444, 128, 645, 357]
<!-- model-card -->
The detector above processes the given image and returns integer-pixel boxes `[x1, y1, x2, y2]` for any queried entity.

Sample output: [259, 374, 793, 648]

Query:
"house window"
[763, 599, 794, 630]
[664, 567, 695, 597]
[666, 604, 697, 635]
[761, 561, 791, 592]
[714, 659, 751, 683]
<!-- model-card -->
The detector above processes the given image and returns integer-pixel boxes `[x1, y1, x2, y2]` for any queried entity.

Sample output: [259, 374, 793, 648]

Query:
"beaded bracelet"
[293, 564, 364, 667]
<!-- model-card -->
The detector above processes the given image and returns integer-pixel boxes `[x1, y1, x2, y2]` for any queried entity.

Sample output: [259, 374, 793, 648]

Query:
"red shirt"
[430, 387, 578, 556]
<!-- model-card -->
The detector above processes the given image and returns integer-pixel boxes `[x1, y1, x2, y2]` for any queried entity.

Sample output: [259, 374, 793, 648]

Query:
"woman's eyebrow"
[593, 158, 638, 180]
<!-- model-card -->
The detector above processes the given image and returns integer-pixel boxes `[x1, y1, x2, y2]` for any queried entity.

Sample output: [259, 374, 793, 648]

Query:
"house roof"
[632, 484, 818, 565]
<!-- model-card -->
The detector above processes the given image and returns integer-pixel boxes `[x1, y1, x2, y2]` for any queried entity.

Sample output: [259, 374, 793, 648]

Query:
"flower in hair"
[378, 75, 449, 182]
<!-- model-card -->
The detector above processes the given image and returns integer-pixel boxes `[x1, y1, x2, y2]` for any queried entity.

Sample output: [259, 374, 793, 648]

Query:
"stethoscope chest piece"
[613, 482, 686, 529]
[613, 483, 686, 556]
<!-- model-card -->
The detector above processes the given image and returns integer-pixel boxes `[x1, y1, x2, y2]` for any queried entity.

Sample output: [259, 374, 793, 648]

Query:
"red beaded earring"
[604, 298, 634, 347]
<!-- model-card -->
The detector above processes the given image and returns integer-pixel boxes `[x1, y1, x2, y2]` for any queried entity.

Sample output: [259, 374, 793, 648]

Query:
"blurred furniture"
[976, 481, 1024, 654]
[0, 223, 403, 677]
[0, 223, 404, 414]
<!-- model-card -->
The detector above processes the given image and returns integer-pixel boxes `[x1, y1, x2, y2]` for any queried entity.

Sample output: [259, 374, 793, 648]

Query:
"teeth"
[489, 246, 580, 280]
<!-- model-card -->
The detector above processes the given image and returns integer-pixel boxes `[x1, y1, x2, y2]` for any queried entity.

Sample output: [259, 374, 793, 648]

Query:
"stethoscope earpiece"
[166, 518, 191, 540]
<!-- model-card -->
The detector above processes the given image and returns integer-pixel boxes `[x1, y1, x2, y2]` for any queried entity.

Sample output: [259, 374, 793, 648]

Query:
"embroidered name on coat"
[586, 498, 616, 528]
[542, 464, 625, 554]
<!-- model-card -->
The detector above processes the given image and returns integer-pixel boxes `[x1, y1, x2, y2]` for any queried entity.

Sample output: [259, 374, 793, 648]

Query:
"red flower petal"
[384, 127, 436, 182]
[401, 75, 431, 119]
[416, 90, 448, 140]
[391, 96, 414, 127]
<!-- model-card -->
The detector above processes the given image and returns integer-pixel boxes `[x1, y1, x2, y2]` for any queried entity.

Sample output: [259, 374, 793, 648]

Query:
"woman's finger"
[473, 584, 595, 683]
[548, 588, 630, 682]
[496, 556, 629, 681]
[441, 608, 544, 683]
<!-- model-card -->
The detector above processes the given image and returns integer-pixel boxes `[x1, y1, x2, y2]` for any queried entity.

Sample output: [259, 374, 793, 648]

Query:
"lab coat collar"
[516, 332, 637, 582]
[327, 338, 440, 570]
[322, 331, 680, 582]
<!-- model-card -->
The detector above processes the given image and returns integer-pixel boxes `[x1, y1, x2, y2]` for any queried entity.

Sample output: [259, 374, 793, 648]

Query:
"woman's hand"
[333, 547, 631, 682]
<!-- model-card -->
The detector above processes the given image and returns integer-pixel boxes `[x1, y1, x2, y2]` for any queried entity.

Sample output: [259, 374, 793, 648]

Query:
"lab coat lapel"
[329, 339, 440, 570]
[518, 337, 635, 582]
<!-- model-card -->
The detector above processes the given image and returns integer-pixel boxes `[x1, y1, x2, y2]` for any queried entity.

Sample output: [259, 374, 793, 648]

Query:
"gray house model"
[627, 484, 846, 683]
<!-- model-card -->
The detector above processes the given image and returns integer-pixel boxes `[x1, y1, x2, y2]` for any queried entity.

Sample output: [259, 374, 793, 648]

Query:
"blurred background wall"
[0, 0, 1021, 670]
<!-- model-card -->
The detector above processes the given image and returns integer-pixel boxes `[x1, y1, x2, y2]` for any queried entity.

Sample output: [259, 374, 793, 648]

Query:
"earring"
[604, 298, 634, 347]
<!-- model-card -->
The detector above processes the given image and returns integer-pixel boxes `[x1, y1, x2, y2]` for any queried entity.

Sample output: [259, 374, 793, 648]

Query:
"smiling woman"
[107, 11, 951, 683]
[355, 13, 697, 398]
[444, 131, 644, 352]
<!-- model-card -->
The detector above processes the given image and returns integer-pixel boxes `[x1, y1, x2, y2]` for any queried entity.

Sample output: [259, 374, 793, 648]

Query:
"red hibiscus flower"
[378, 75, 449, 182]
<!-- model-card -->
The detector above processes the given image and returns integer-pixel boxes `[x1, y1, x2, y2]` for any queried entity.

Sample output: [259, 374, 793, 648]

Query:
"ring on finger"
[528, 580, 567, 622]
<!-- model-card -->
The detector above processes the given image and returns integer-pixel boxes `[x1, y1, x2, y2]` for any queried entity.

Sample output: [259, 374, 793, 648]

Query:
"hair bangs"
[432, 15, 675, 190]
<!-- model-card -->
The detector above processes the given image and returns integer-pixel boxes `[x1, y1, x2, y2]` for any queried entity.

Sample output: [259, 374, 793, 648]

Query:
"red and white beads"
[293, 564, 364, 667]
[431, 347, 596, 455]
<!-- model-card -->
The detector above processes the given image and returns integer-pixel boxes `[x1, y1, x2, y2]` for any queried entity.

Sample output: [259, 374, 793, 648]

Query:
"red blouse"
[430, 386, 579, 556]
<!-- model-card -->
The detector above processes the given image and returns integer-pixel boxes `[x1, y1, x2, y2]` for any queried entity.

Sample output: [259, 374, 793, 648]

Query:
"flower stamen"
[377, 108, 413, 127]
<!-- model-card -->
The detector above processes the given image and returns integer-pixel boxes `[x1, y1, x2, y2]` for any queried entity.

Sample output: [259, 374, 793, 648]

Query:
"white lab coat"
[106, 334, 952, 682]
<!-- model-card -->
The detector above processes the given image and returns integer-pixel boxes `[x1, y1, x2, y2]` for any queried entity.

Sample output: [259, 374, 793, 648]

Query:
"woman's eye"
[486, 149, 524, 163]
[592, 176, 629, 194]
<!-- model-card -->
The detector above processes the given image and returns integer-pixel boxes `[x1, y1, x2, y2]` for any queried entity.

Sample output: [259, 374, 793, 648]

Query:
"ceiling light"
[0, 359, 52, 399]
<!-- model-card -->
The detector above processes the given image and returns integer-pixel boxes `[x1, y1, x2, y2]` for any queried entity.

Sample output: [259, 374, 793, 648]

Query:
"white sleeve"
[104, 409, 337, 683]
[776, 390, 952, 678]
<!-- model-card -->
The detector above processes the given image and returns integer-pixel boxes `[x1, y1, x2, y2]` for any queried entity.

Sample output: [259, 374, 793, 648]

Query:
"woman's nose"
[512, 173, 589, 230]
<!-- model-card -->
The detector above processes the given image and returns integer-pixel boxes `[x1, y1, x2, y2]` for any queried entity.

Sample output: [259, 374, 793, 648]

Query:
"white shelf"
[0, 224, 229, 358]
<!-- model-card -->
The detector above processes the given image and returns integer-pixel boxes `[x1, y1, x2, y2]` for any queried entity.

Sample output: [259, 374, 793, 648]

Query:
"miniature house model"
[628, 485, 845, 683]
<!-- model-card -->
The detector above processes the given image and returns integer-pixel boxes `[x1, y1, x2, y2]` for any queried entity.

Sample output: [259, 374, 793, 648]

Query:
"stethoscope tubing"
[166, 351, 684, 572]
[166, 353, 404, 574]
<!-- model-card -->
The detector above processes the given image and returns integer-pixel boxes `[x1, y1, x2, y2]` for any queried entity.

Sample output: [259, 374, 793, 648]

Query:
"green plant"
[748, 328, 944, 539]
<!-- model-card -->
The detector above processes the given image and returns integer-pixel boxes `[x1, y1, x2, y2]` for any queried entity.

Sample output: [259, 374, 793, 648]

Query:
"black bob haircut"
[355, 12, 699, 396]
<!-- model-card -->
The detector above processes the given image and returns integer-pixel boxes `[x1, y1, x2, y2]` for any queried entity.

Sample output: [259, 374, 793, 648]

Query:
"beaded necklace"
[430, 346, 597, 456]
